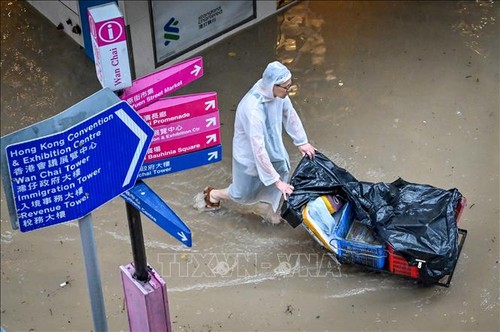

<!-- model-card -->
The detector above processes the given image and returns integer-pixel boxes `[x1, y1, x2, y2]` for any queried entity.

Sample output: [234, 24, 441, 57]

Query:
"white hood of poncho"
[257, 61, 292, 100]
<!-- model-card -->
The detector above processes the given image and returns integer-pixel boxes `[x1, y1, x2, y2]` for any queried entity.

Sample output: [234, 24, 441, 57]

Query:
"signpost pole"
[78, 214, 108, 332]
[125, 199, 149, 281]
[121, 182, 173, 330]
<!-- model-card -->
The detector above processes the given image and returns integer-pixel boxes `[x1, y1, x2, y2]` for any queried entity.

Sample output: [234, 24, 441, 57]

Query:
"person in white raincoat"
[204, 61, 316, 221]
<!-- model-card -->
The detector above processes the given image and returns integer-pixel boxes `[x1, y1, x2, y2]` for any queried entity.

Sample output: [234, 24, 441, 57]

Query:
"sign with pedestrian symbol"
[4, 101, 153, 232]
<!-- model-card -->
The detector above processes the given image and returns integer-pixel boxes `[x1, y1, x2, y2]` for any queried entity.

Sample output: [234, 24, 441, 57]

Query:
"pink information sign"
[146, 129, 220, 162]
[88, 3, 132, 90]
[151, 112, 219, 144]
[120, 57, 203, 111]
[138, 92, 218, 128]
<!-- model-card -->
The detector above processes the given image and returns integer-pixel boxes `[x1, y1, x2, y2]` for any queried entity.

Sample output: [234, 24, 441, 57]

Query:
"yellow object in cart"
[301, 195, 343, 253]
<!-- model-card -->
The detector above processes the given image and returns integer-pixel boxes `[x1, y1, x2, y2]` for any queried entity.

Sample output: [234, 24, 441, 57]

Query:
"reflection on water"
[1, 1, 55, 134]
[1, 0, 498, 330]
[276, 1, 327, 67]
[452, 0, 496, 57]
[0, 1, 100, 137]
[276, 1, 329, 97]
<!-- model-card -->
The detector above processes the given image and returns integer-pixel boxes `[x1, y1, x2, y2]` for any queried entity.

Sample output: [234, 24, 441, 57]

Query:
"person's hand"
[298, 143, 316, 159]
[275, 180, 294, 201]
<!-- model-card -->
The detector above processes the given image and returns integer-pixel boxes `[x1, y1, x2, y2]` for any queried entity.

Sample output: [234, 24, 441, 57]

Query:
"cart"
[301, 196, 468, 287]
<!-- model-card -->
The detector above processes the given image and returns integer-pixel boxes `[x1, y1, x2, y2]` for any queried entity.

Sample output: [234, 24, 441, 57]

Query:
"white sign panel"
[88, 3, 132, 91]
[151, 0, 255, 66]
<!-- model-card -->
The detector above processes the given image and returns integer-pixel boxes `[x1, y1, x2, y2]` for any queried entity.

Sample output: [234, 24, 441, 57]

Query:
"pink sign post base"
[115, 56, 223, 330]
[120, 263, 171, 332]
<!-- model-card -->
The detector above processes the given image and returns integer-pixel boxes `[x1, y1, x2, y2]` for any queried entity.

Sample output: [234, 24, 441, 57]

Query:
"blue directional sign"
[138, 144, 222, 179]
[5, 101, 154, 232]
[121, 181, 192, 247]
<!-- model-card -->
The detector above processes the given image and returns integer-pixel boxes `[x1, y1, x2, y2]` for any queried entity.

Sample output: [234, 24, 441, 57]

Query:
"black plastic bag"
[281, 151, 462, 284]
[281, 152, 373, 228]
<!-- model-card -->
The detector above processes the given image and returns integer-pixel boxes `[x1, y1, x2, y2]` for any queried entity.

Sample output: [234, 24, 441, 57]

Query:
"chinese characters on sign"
[6, 102, 153, 232]
[118, 57, 222, 179]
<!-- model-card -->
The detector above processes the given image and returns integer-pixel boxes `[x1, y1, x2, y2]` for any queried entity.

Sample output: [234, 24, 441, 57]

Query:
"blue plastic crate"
[329, 203, 387, 269]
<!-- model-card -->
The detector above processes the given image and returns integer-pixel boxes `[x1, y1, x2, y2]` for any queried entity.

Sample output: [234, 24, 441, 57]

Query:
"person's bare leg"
[263, 203, 284, 224]
[250, 202, 284, 225]
[209, 188, 230, 203]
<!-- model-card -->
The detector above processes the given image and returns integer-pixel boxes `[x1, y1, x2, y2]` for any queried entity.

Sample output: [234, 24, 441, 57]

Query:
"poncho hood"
[257, 61, 292, 100]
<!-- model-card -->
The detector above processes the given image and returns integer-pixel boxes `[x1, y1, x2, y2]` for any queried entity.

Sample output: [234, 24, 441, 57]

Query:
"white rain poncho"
[227, 61, 309, 211]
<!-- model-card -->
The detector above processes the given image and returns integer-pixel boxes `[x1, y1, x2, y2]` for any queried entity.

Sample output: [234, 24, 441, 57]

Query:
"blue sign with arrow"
[121, 181, 192, 247]
[138, 144, 222, 179]
[5, 101, 154, 232]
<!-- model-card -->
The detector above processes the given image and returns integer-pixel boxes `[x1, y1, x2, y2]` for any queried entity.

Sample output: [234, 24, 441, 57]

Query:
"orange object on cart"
[387, 197, 467, 283]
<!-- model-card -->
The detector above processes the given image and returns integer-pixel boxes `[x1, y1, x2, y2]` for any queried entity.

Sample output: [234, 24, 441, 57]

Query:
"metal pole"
[125, 201, 150, 282]
[78, 214, 108, 332]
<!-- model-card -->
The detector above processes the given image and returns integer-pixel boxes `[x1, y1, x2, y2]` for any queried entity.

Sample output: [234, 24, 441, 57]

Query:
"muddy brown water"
[1, 1, 498, 331]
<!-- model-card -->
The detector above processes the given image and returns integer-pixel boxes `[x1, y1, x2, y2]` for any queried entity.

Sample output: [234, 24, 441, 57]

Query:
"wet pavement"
[1, 1, 499, 331]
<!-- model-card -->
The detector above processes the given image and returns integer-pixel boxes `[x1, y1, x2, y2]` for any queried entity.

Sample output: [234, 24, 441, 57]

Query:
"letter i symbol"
[107, 24, 114, 39]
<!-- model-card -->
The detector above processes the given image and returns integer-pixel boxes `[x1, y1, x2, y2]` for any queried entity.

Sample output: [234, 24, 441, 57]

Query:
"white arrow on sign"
[204, 100, 216, 111]
[205, 117, 216, 127]
[115, 108, 150, 187]
[206, 134, 217, 144]
[177, 231, 188, 242]
[191, 65, 201, 76]
[208, 151, 218, 161]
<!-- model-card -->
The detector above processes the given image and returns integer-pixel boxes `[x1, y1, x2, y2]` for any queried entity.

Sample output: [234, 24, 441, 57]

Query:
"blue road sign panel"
[121, 181, 192, 247]
[5, 101, 154, 232]
[138, 144, 222, 179]
[0, 88, 120, 230]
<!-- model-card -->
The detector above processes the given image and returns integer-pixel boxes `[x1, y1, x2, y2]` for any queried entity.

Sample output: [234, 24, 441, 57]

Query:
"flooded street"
[1, 1, 499, 331]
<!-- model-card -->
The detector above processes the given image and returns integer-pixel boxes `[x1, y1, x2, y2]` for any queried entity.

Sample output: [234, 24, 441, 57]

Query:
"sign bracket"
[125, 200, 150, 282]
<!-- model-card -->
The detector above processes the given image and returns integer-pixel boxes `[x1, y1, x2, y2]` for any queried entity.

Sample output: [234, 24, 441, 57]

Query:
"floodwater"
[1, 1, 499, 331]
